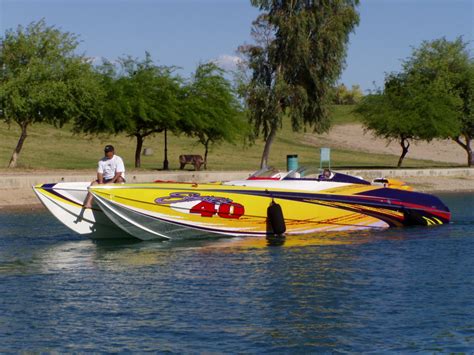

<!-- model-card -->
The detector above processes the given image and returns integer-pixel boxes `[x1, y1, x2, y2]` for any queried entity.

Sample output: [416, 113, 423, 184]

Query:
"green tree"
[0, 20, 103, 168]
[333, 83, 363, 104]
[356, 72, 461, 167]
[238, 15, 281, 168]
[456, 61, 474, 166]
[402, 37, 473, 166]
[240, 1, 360, 167]
[333, 84, 349, 105]
[181, 63, 243, 169]
[356, 37, 473, 167]
[75, 54, 182, 168]
[118, 55, 182, 169]
[349, 85, 364, 104]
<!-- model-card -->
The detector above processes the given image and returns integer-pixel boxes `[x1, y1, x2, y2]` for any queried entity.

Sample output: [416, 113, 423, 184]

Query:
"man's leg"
[83, 180, 98, 208]
[104, 176, 125, 184]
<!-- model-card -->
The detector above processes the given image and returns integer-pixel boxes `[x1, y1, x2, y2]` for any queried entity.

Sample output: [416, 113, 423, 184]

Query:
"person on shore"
[83, 145, 126, 208]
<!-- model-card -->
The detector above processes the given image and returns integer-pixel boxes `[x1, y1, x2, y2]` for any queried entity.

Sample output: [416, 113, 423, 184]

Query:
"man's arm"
[111, 156, 125, 183]
[97, 160, 105, 184]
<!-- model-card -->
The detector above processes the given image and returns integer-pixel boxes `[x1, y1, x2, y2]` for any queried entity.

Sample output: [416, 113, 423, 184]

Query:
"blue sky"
[1, 0, 472, 91]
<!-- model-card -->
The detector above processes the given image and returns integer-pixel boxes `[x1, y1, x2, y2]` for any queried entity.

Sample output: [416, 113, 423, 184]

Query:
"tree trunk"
[453, 135, 473, 167]
[8, 122, 28, 168]
[397, 137, 410, 168]
[135, 134, 144, 168]
[260, 126, 277, 169]
[204, 138, 210, 170]
[163, 128, 169, 170]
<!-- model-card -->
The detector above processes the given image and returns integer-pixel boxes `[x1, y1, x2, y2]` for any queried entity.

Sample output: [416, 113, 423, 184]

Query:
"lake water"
[1, 192, 473, 352]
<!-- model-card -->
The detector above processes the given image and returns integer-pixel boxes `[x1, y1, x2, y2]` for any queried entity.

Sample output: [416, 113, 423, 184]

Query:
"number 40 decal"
[190, 201, 245, 219]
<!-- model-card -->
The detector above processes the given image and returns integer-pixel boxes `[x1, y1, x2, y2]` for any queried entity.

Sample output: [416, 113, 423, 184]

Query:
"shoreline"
[1, 169, 473, 212]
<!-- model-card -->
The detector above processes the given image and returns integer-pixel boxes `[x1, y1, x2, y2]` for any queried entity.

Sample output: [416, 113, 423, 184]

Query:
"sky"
[1, 0, 473, 92]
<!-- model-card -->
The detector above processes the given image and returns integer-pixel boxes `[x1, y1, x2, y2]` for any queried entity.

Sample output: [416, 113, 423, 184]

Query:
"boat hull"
[33, 183, 133, 240]
[89, 182, 451, 240]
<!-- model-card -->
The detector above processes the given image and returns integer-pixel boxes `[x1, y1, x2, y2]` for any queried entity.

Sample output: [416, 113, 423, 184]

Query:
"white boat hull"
[33, 182, 133, 240]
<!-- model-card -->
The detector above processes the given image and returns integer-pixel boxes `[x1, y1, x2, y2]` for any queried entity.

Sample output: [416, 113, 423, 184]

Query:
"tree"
[238, 15, 282, 168]
[402, 38, 473, 166]
[356, 72, 461, 167]
[356, 37, 473, 167]
[456, 61, 474, 166]
[240, 1, 360, 167]
[181, 63, 243, 169]
[0, 20, 103, 168]
[333, 83, 364, 104]
[118, 55, 182, 169]
[74, 54, 182, 168]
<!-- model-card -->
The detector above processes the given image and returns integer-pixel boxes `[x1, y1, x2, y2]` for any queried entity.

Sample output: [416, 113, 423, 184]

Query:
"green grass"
[329, 105, 360, 125]
[0, 106, 458, 171]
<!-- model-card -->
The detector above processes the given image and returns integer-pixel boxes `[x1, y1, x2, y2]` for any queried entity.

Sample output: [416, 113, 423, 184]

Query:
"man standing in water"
[83, 145, 126, 208]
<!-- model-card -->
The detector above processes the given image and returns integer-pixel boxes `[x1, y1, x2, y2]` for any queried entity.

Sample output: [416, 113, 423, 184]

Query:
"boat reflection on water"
[33, 238, 173, 272]
[29, 226, 425, 272]
[27, 232, 355, 271]
[207, 230, 378, 249]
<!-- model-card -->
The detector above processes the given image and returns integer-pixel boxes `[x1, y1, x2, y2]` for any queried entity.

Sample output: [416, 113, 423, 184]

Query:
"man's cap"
[104, 145, 115, 153]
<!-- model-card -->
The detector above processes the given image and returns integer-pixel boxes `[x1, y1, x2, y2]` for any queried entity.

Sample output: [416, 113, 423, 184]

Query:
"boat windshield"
[284, 166, 321, 180]
[247, 167, 285, 180]
[284, 166, 371, 185]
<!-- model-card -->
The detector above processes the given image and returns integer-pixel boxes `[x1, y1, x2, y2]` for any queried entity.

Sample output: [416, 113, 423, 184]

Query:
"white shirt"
[98, 155, 125, 180]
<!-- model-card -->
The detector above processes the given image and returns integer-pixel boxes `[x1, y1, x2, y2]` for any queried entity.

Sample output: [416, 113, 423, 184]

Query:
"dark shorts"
[97, 178, 126, 184]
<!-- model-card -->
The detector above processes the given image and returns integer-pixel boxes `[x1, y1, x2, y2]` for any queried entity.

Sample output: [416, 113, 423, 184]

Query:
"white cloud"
[213, 54, 242, 71]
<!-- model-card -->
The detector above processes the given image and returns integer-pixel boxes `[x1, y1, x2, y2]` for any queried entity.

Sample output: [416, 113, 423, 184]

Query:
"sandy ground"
[305, 123, 467, 164]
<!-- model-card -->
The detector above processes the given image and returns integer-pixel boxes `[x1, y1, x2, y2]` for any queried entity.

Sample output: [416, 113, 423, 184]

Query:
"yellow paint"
[422, 216, 434, 225]
[386, 179, 414, 191]
[90, 182, 391, 234]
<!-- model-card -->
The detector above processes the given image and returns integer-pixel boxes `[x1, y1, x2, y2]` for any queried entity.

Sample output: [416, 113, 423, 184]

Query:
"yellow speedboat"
[33, 168, 451, 241]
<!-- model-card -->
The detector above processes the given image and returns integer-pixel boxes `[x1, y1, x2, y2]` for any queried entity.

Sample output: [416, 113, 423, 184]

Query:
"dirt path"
[304, 123, 466, 164]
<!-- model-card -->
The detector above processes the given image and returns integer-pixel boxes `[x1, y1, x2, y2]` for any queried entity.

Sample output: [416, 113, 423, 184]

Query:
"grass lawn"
[329, 104, 359, 125]
[0, 106, 458, 171]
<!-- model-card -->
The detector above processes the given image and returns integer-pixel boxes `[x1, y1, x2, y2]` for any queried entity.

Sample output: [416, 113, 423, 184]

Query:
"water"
[1, 193, 473, 352]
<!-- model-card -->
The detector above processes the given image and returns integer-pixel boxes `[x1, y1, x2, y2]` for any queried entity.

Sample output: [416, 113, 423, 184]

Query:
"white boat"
[33, 182, 132, 239]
